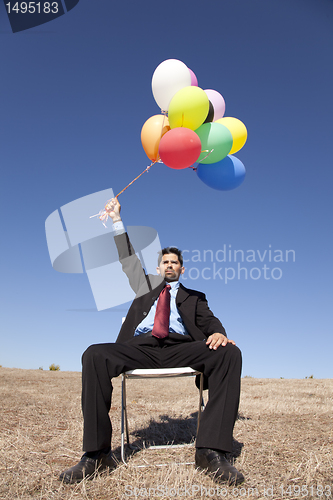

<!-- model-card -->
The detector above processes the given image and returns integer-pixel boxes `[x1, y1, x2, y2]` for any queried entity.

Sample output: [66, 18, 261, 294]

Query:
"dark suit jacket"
[115, 232, 226, 344]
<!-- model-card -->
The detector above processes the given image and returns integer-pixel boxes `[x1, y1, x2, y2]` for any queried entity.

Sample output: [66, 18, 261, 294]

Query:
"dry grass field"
[0, 367, 332, 500]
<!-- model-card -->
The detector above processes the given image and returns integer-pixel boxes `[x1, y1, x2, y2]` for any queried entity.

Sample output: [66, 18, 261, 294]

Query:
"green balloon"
[195, 122, 233, 164]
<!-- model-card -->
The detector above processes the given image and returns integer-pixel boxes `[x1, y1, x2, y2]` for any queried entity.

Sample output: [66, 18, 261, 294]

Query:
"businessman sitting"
[59, 198, 244, 485]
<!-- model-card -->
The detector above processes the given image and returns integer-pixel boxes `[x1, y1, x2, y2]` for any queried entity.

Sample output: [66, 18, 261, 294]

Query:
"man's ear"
[180, 267, 185, 275]
[156, 267, 161, 275]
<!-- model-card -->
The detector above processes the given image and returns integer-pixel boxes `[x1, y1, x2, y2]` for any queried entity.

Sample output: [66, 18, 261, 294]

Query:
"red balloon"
[158, 128, 202, 169]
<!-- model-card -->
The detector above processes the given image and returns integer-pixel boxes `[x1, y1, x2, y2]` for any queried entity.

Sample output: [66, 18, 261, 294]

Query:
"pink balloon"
[204, 89, 226, 121]
[159, 128, 202, 169]
[188, 68, 198, 87]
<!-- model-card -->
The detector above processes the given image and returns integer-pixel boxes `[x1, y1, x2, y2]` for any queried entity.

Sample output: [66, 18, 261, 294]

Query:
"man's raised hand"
[105, 198, 121, 222]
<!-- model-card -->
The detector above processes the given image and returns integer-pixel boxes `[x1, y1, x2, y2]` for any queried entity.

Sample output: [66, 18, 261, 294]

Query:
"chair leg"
[124, 382, 130, 445]
[121, 374, 128, 464]
[197, 373, 204, 435]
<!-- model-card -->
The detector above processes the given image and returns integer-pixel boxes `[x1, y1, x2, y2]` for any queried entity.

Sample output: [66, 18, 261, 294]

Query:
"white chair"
[121, 367, 205, 465]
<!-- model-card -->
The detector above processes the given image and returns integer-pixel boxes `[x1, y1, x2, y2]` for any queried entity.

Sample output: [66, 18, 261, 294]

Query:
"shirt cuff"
[113, 220, 125, 235]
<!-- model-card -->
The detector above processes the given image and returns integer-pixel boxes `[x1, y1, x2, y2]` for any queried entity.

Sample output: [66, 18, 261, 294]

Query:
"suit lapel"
[176, 283, 190, 306]
[176, 284, 206, 342]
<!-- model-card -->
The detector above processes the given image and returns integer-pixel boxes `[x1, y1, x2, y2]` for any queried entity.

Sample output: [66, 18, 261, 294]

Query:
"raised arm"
[106, 198, 151, 294]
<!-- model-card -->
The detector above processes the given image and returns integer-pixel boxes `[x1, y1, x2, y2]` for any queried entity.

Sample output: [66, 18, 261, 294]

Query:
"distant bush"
[49, 364, 60, 371]
[39, 367, 43, 370]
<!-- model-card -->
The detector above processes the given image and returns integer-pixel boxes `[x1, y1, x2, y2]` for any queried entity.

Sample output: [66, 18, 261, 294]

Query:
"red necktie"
[151, 284, 171, 339]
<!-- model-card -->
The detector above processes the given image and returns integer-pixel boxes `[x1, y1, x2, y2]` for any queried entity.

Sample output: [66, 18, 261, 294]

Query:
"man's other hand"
[206, 333, 236, 350]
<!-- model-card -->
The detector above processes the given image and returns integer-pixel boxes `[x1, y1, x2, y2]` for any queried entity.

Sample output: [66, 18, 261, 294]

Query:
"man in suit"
[59, 198, 244, 485]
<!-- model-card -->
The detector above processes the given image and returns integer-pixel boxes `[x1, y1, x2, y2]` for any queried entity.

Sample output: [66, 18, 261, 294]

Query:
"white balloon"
[152, 59, 191, 111]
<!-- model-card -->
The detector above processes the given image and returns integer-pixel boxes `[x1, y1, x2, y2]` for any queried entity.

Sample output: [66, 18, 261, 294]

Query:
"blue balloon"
[196, 155, 246, 191]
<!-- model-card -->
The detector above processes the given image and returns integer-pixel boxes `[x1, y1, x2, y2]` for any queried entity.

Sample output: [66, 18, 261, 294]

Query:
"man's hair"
[158, 247, 183, 267]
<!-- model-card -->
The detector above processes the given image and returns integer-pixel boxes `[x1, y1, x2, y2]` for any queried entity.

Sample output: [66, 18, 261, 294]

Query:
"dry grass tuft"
[0, 368, 332, 499]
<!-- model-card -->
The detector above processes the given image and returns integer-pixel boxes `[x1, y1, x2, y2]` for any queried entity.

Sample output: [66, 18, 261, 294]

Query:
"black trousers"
[81, 333, 242, 453]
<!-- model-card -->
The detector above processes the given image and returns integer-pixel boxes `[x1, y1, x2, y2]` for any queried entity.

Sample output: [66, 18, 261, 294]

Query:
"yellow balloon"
[215, 117, 247, 154]
[168, 86, 209, 131]
[141, 115, 170, 161]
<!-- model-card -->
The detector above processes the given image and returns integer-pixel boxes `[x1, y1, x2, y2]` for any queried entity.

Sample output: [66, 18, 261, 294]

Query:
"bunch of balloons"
[141, 59, 247, 191]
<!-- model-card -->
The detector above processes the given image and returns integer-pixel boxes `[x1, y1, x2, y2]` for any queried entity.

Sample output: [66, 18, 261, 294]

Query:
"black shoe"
[195, 448, 244, 486]
[59, 450, 116, 484]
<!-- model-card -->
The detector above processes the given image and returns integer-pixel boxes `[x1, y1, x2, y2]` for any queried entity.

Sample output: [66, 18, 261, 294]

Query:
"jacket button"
[143, 312, 147, 316]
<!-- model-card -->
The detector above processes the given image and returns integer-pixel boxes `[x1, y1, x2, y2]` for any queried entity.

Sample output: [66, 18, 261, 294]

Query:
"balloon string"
[116, 112, 167, 199]
[155, 111, 167, 162]
[115, 160, 160, 197]
[187, 149, 214, 171]
[90, 160, 161, 228]
[200, 148, 214, 162]
[91, 111, 170, 227]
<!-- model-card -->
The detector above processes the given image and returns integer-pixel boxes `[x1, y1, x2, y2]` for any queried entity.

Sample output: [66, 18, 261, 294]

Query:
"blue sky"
[1, 0, 332, 378]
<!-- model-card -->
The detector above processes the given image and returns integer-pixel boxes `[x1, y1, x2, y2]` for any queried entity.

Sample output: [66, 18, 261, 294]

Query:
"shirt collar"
[168, 280, 180, 290]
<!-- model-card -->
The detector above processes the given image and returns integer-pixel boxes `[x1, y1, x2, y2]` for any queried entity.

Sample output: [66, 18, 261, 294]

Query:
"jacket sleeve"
[114, 232, 150, 295]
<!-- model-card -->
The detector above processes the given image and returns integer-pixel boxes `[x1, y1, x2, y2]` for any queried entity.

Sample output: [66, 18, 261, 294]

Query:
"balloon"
[204, 89, 226, 121]
[159, 127, 202, 170]
[196, 155, 246, 190]
[203, 101, 214, 124]
[168, 86, 209, 131]
[141, 115, 170, 162]
[195, 122, 233, 164]
[188, 68, 198, 86]
[152, 59, 191, 111]
[215, 117, 247, 154]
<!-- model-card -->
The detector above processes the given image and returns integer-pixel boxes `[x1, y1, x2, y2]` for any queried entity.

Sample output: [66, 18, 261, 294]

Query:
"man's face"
[157, 253, 185, 282]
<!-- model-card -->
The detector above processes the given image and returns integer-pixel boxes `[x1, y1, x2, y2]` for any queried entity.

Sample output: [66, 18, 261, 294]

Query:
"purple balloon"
[188, 68, 198, 86]
[204, 89, 226, 121]
[196, 155, 246, 191]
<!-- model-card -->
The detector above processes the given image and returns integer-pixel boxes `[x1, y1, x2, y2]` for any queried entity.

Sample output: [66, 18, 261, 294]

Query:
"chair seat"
[124, 367, 201, 378]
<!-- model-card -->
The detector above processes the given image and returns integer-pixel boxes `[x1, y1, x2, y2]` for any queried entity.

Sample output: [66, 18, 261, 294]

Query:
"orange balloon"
[141, 115, 170, 161]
